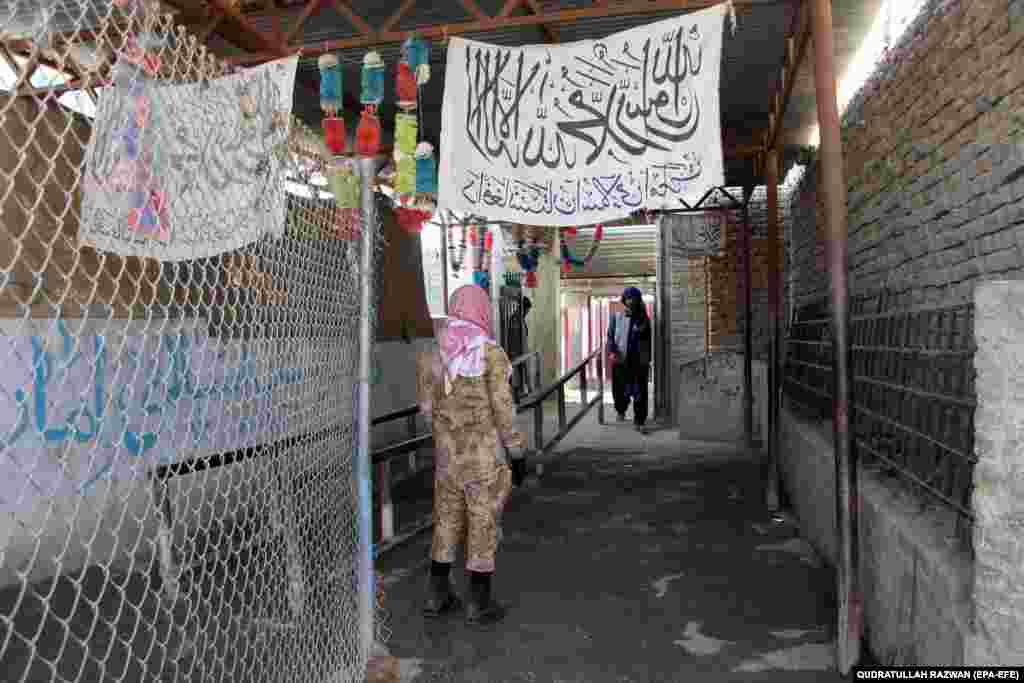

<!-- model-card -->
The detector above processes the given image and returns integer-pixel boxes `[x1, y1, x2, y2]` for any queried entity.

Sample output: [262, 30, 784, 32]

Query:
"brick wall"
[789, 0, 1024, 313]
[782, 0, 1024, 666]
[704, 186, 790, 358]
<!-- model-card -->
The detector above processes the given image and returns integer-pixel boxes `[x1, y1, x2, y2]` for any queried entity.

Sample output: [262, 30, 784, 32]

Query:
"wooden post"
[766, 148, 782, 510]
[811, 0, 860, 672]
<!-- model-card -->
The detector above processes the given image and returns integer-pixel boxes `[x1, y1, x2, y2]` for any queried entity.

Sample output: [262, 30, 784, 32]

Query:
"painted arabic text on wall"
[1, 320, 311, 498]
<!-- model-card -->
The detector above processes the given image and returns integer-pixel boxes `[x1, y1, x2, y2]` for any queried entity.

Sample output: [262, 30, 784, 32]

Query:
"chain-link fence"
[0, 0, 382, 680]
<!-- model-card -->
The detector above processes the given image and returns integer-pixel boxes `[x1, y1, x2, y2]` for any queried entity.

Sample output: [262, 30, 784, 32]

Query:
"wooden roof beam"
[333, 0, 373, 35]
[229, 0, 758, 65]
[457, 0, 488, 21]
[523, 0, 560, 43]
[283, 0, 328, 45]
[205, 0, 290, 56]
[381, 0, 418, 33]
[767, 0, 811, 151]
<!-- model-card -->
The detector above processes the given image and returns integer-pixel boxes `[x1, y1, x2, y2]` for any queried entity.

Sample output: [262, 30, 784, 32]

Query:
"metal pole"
[811, 0, 859, 672]
[440, 212, 449, 316]
[597, 346, 605, 424]
[766, 148, 782, 510]
[356, 156, 377, 662]
[557, 385, 567, 431]
[741, 197, 754, 448]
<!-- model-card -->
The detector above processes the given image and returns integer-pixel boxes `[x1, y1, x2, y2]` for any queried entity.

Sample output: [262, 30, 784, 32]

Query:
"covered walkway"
[377, 410, 857, 682]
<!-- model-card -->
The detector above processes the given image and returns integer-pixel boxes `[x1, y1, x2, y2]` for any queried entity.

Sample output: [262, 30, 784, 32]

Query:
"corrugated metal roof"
[563, 224, 658, 279]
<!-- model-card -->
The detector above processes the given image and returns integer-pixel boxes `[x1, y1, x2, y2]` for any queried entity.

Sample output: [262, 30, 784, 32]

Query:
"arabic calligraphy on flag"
[79, 57, 298, 261]
[437, 4, 727, 226]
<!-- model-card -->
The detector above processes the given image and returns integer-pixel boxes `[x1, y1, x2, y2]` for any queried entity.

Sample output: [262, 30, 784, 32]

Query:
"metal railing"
[369, 347, 605, 555]
[782, 296, 977, 549]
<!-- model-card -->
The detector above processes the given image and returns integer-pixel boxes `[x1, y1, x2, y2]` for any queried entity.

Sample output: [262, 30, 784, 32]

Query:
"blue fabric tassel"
[415, 154, 436, 195]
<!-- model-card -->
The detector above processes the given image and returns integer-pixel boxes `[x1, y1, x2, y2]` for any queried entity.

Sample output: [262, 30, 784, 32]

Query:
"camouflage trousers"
[430, 448, 512, 573]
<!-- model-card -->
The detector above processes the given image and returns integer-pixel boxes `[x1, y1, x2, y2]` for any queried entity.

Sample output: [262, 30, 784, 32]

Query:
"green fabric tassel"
[328, 164, 360, 209]
[395, 113, 417, 155]
[396, 154, 416, 195]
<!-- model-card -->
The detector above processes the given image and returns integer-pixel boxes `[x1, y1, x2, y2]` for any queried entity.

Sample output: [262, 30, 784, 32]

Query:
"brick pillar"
[969, 281, 1024, 666]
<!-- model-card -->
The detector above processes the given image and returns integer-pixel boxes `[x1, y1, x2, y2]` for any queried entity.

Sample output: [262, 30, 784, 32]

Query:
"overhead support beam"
[334, 0, 373, 35]
[457, 0, 488, 20]
[499, 0, 525, 18]
[284, 0, 328, 46]
[196, 12, 224, 43]
[229, 0, 759, 65]
[523, 0, 560, 43]
[767, 0, 812, 150]
[381, 0, 418, 34]
[205, 0, 291, 56]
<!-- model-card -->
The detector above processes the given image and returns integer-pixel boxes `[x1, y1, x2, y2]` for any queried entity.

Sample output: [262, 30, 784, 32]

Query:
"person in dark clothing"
[606, 287, 652, 432]
[507, 297, 532, 395]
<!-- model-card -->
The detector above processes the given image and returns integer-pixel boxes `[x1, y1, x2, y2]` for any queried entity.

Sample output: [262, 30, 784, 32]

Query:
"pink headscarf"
[438, 285, 495, 393]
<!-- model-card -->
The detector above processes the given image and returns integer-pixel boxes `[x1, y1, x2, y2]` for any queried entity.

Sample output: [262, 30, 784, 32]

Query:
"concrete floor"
[377, 411, 857, 682]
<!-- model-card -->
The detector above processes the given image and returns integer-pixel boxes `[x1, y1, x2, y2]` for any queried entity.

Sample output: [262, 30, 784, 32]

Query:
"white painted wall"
[1, 316, 351, 585]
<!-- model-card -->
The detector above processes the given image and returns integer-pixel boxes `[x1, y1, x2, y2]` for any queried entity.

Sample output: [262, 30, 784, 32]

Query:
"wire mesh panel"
[783, 292, 977, 549]
[0, 0, 380, 680]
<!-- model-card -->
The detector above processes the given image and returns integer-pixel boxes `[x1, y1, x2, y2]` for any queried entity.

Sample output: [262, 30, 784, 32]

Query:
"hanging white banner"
[79, 56, 298, 261]
[438, 4, 727, 227]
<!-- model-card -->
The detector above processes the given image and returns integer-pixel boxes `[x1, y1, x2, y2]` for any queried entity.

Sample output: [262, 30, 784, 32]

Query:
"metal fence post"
[557, 385, 567, 431]
[580, 359, 588, 406]
[356, 156, 377, 662]
[534, 353, 542, 394]
[407, 413, 418, 474]
[534, 404, 544, 453]
[742, 192, 755, 449]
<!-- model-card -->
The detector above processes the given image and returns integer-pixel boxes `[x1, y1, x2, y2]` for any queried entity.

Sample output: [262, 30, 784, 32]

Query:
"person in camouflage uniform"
[416, 285, 525, 626]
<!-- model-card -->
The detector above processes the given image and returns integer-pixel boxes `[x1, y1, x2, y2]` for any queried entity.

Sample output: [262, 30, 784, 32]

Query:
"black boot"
[465, 571, 506, 627]
[423, 561, 462, 618]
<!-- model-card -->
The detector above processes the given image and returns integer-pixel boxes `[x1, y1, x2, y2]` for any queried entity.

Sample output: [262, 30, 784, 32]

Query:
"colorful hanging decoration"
[327, 158, 360, 240]
[515, 233, 542, 289]
[395, 61, 417, 110]
[471, 225, 492, 291]
[361, 51, 385, 106]
[389, 35, 438, 234]
[402, 35, 431, 86]
[414, 142, 437, 196]
[356, 51, 384, 157]
[318, 53, 346, 156]
[394, 113, 417, 197]
[560, 224, 604, 271]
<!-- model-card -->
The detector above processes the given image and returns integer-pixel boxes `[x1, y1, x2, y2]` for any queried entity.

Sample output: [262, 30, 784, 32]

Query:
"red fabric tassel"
[396, 208, 431, 234]
[355, 110, 381, 157]
[322, 117, 347, 156]
[396, 62, 417, 106]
